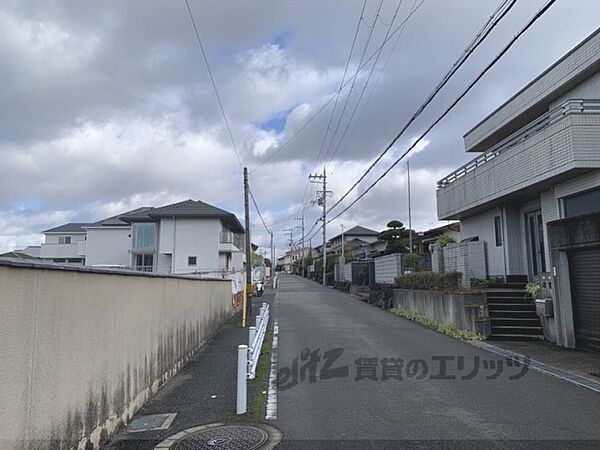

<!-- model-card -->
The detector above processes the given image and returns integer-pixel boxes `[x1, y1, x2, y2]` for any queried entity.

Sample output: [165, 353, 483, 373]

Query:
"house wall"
[464, 30, 600, 151]
[443, 242, 487, 286]
[549, 70, 600, 108]
[85, 227, 131, 267]
[43, 233, 86, 245]
[0, 263, 232, 450]
[165, 218, 222, 274]
[460, 209, 505, 277]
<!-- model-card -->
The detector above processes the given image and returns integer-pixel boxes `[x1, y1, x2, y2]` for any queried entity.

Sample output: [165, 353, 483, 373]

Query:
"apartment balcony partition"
[437, 99, 600, 220]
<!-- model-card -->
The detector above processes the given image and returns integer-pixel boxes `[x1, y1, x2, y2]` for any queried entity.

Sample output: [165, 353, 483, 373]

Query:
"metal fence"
[237, 302, 270, 414]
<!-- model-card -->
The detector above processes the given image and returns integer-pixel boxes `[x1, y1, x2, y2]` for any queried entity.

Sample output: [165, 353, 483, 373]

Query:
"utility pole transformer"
[309, 167, 331, 286]
[243, 167, 252, 321]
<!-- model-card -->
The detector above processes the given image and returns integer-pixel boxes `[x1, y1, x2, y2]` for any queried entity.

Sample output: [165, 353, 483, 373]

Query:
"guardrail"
[237, 302, 270, 414]
[437, 99, 600, 189]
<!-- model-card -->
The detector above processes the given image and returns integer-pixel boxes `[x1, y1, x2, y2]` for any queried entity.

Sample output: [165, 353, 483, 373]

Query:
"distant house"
[120, 199, 245, 275]
[329, 226, 379, 254]
[414, 223, 461, 254]
[40, 223, 89, 264]
[84, 207, 152, 268]
[436, 29, 600, 350]
[0, 249, 41, 260]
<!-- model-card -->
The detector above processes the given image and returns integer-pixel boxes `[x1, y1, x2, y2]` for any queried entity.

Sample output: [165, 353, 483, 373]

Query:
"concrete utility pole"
[407, 160, 413, 254]
[340, 224, 345, 262]
[295, 213, 305, 277]
[309, 167, 331, 286]
[243, 167, 252, 322]
[269, 231, 274, 279]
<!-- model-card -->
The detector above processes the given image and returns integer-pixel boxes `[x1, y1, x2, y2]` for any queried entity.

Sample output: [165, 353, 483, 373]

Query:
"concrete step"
[491, 325, 544, 335]
[489, 334, 544, 341]
[491, 318, 542, 327]
[486, 283, 527, 290]
[488, 303, 536, 312]
[486, 295, 531, 303]
[489, 310, 539, 319]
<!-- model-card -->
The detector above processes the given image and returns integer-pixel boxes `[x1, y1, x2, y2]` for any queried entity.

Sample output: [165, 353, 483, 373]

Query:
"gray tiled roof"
[0, 251, 40, 260]
[120, 199, 244, 233]
[42, 222, 91, 233]
[89, 207, 153, 227]
[329, 225, 379, 242]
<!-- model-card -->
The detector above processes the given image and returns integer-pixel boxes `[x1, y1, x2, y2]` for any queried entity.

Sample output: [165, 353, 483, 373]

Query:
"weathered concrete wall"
[0, 263, 233, 450]
[392, 288, 489, 337]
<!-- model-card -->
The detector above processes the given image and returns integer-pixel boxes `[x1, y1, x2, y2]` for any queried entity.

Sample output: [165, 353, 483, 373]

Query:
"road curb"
[470, 340, 600, 394]
[265, 285, 280, 420]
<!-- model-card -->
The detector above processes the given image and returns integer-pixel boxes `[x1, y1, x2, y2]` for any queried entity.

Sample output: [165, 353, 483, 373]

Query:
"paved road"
[273, 275, 600, 448]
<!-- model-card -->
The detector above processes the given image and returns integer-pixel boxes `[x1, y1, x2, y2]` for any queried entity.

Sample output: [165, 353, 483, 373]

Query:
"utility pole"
[309, 167, 332, 286]
[407, 160, 413, 254]
[243, 167, 252, 323]
[340, 224, 345, 263]
[295, 213, 305, 277]
[269, 231, 274, 280]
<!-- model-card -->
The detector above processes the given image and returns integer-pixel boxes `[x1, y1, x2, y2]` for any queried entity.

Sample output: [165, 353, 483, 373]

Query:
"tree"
[378, 220, 412, 254]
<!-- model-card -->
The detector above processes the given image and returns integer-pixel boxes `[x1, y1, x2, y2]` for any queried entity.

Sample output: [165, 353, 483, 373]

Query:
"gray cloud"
[1, 0, 599, 253]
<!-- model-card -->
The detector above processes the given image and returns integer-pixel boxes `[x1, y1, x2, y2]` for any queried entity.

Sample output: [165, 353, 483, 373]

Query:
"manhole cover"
[155, 423, 281, 450]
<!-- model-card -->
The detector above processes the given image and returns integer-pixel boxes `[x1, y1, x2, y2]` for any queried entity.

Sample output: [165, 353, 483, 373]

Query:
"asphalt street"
[272, 274, 600, 448]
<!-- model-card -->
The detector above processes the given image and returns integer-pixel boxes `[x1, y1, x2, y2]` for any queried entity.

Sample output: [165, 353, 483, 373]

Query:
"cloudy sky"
[1, 0, 599, 255]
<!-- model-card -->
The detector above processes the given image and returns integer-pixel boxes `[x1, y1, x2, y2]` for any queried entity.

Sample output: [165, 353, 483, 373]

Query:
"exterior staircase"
[486, 276, 544, 340]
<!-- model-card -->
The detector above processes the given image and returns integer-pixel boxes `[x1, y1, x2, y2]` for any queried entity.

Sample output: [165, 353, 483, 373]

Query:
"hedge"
[394, 271, 461, 290]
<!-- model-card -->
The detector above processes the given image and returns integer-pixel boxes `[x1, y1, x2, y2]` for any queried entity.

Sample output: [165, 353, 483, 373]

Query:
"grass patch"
[238, 331, 273, 421]
[390, 308, 486, 341]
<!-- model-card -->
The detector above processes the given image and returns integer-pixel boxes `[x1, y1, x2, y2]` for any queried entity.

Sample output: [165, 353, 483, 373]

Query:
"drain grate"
[128, 413, 177, 432]
[155, 423, 281, 450]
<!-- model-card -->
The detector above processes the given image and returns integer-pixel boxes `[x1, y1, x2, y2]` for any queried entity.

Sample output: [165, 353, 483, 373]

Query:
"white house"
[83, 207, 151, 268]
[119, 199, 245, 276]
[436, 29, 600, 350]
[40, 223, 89, 264]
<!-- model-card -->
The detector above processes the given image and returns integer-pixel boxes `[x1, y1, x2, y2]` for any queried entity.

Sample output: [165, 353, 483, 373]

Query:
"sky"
[1, 0, 599, 256]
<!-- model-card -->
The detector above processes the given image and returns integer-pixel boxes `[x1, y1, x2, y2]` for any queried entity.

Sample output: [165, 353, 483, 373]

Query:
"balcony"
[219, 231, 240, 253]
[437, 99, 600, 219]
[40, 243, 80, 259]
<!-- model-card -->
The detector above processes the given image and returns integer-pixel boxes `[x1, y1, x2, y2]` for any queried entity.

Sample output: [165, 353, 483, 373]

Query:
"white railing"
[437, 99, 600, 189]
[236, 302, 270, 415]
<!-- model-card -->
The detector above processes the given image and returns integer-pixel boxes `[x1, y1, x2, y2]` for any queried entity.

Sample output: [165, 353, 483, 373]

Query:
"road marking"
[265, 320, 279, 420]
[472, 341, 600, 394]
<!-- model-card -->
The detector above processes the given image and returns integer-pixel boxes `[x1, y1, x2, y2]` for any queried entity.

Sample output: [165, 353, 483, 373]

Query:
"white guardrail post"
[236, 345, 248, 414]
[237, 302, 270, 414]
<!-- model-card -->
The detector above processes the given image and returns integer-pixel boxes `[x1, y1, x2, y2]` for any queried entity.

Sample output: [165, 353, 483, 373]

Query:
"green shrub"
[525, 282, 541, 300]
[470, 278, 490, 289]
[394, 271, 461, 290]
[403, 253, 422, 272]
[390, 308, 486, 341]
[435, 234, 456, 248]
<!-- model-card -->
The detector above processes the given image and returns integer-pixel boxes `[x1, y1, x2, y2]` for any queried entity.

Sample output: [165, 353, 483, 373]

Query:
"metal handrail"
[437, 99, 600, 189]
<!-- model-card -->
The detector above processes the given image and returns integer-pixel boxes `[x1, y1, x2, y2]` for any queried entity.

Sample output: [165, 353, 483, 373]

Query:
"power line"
[326, 0, 406, 165]
[249, 188, 272, 235]
[320, 0, 385, 167]
[326, 0, 557, 225]
[185, 0, 243, 169]
[249, 0, 426, 174]
[326, 0, 517, 215]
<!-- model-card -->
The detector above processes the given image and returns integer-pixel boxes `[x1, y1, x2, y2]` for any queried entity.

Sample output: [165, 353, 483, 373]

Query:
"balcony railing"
[437, 99, 600, 189]
[133, 265, 154, 273]
[220, 231, 234, 244]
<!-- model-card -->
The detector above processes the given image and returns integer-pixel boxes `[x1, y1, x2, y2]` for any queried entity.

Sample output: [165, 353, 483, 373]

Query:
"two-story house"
[436, 29, 600, 351]
[119, 199, 245, 275]
[40, 223, 89, 264]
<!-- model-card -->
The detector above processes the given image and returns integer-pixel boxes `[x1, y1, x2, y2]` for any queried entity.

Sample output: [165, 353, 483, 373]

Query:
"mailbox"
[535, 298, 554, 317]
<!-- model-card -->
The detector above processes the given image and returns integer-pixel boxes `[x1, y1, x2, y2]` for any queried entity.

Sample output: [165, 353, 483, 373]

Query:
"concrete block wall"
[443, 242, 487, 287]
[0, 263, 233, 450]
[374, 254, 402, 284]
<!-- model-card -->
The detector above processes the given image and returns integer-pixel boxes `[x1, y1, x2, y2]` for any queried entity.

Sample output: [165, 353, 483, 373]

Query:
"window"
[188, 256, 197, 266]
[564, 187, 600, 218]
[494, 216, 502, 247]
[58, 236, 72, 244]
[133, 253, 153, 272]
[132, 223, 156, 249]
